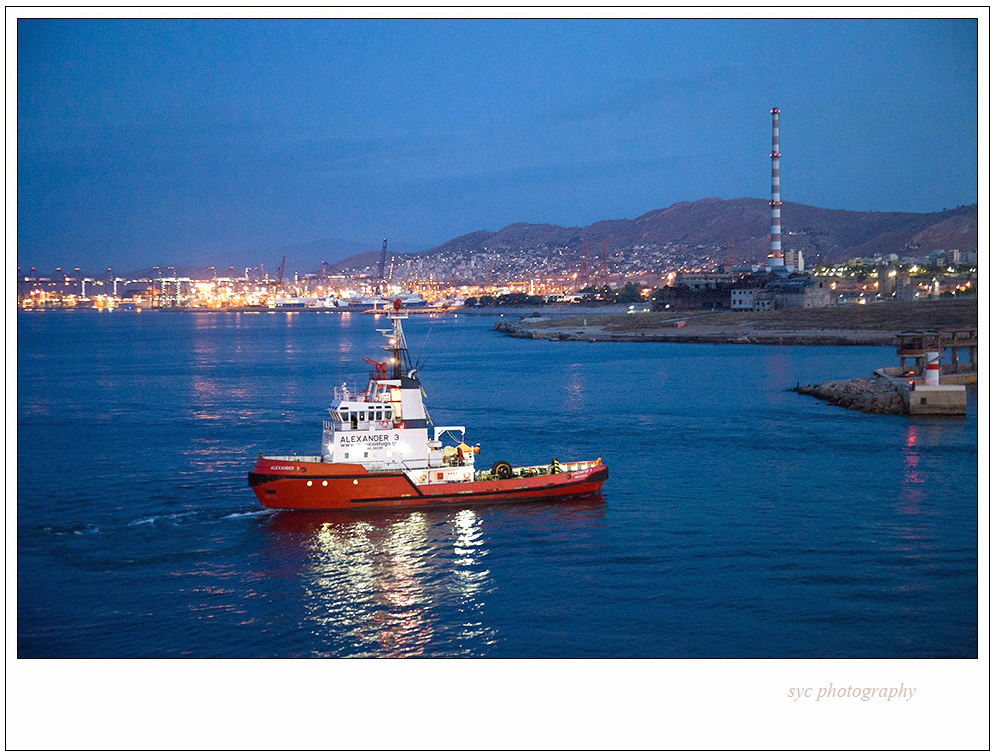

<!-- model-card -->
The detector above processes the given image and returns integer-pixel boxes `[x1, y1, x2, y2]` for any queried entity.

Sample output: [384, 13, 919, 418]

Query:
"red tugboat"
[249, 301, 608, 510]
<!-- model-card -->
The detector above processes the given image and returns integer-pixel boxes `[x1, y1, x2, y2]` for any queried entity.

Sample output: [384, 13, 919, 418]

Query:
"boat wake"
[221, 509, 273, 520]
[128, 512, 189, 527]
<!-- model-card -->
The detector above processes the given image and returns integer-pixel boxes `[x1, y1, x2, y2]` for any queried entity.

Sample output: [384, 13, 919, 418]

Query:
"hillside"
[417, 198, 978, 266]
[327, 250, 383, 273]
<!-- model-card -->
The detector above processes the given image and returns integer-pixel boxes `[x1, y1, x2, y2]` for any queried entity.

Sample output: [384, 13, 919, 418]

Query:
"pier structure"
[895, 330, 978, 376]
[900, 380, 968, 415]
[882, 330, 974, 415]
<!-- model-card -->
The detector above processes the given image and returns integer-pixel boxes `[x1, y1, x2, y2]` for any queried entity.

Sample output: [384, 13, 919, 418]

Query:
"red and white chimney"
[769, 107, 785, 267]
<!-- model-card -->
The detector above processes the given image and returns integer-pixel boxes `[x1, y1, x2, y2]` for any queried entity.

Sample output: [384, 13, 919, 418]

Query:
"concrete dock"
[900, 383, 968, 415]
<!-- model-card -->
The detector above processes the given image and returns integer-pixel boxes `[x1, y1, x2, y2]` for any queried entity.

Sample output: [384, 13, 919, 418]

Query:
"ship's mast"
[385, 298, 412, 380]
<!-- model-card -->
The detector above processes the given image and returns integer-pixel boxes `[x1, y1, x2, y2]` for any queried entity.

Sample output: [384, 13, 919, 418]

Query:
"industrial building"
[652, 108, 834, 312]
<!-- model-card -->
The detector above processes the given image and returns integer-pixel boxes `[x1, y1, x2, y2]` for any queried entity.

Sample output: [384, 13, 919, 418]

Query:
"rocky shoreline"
[791, 375, 906, 414]
[492, 300, 977, 347]
[493, 319, 894, 346]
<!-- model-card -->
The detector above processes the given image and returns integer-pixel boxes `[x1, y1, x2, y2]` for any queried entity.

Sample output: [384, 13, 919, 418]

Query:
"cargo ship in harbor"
[249, 300, 607, 510]
[272, 292, 430, 310]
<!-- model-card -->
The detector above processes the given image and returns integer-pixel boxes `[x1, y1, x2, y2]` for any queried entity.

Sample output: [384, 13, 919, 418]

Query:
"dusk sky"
[15, 17, 979, 273]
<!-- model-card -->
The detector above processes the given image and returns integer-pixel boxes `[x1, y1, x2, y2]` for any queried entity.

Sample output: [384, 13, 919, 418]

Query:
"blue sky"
[16, 17, 979, 272]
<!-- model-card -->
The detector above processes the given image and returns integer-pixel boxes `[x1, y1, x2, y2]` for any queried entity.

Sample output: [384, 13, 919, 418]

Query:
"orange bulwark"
[250, 456, 608, 511]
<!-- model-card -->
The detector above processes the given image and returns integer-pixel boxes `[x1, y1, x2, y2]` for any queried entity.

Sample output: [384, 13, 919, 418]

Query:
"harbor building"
[784, 249, 804, 272]
[764, 277, 835, 309]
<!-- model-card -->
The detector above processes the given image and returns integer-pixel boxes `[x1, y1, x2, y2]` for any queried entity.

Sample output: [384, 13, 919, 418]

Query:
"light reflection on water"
[270, 509, 498, 657]
[764, 348, 791, 388]
[901, 425, 925, 507]
[563, 363, 586, 414]
[450, 510, 492, 647]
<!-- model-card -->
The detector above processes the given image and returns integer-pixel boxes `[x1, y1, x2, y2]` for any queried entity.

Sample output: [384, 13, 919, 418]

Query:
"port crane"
[373, 238, 393, 296]
[259, 256, 287, 288]
[377, 238, 388, 281]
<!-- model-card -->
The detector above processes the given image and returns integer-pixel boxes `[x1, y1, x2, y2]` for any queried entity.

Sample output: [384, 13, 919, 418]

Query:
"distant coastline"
[492, 299, 978, 347]
[17, 298, 980, 350]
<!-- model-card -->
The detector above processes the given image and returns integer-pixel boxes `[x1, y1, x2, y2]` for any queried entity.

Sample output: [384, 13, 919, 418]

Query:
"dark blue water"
[17, 310, 978, 657]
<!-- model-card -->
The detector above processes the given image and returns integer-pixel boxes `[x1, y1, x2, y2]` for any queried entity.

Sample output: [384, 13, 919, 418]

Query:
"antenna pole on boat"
[386, 298, 409, 380]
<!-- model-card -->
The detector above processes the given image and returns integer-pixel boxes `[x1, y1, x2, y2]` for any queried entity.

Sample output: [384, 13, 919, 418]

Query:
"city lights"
[17, 242, 977, 311]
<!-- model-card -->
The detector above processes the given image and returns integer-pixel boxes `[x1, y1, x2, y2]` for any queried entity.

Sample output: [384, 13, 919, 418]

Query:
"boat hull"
[249, 457, 608, 511]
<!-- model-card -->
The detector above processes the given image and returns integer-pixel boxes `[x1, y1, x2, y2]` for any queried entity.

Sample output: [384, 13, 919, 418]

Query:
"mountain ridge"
[20, 199, 977, 278]
[410, 198, 977, 265]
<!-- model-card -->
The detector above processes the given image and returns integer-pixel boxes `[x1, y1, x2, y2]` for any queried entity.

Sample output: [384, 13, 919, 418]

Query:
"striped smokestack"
[769, 107, 784, 265]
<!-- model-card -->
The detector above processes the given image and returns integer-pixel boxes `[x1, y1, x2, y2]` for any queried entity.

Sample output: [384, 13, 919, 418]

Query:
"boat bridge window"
[334, 407, 390, 424]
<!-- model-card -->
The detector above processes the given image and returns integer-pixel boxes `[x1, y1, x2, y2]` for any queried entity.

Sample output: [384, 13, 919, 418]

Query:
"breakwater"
[791, 374, 906, 414]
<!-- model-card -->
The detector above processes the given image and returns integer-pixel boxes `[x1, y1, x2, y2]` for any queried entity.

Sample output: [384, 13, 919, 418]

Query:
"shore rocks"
[494, 321, 533, 338]
[494, 318, 895, 345]
[792, 375, 906, 414]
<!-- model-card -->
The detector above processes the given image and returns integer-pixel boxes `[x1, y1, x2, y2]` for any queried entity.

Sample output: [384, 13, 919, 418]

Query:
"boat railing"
[474, 458, 602, 481]
[558, 459, 601, 472]
[333, 383, 367, 402]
